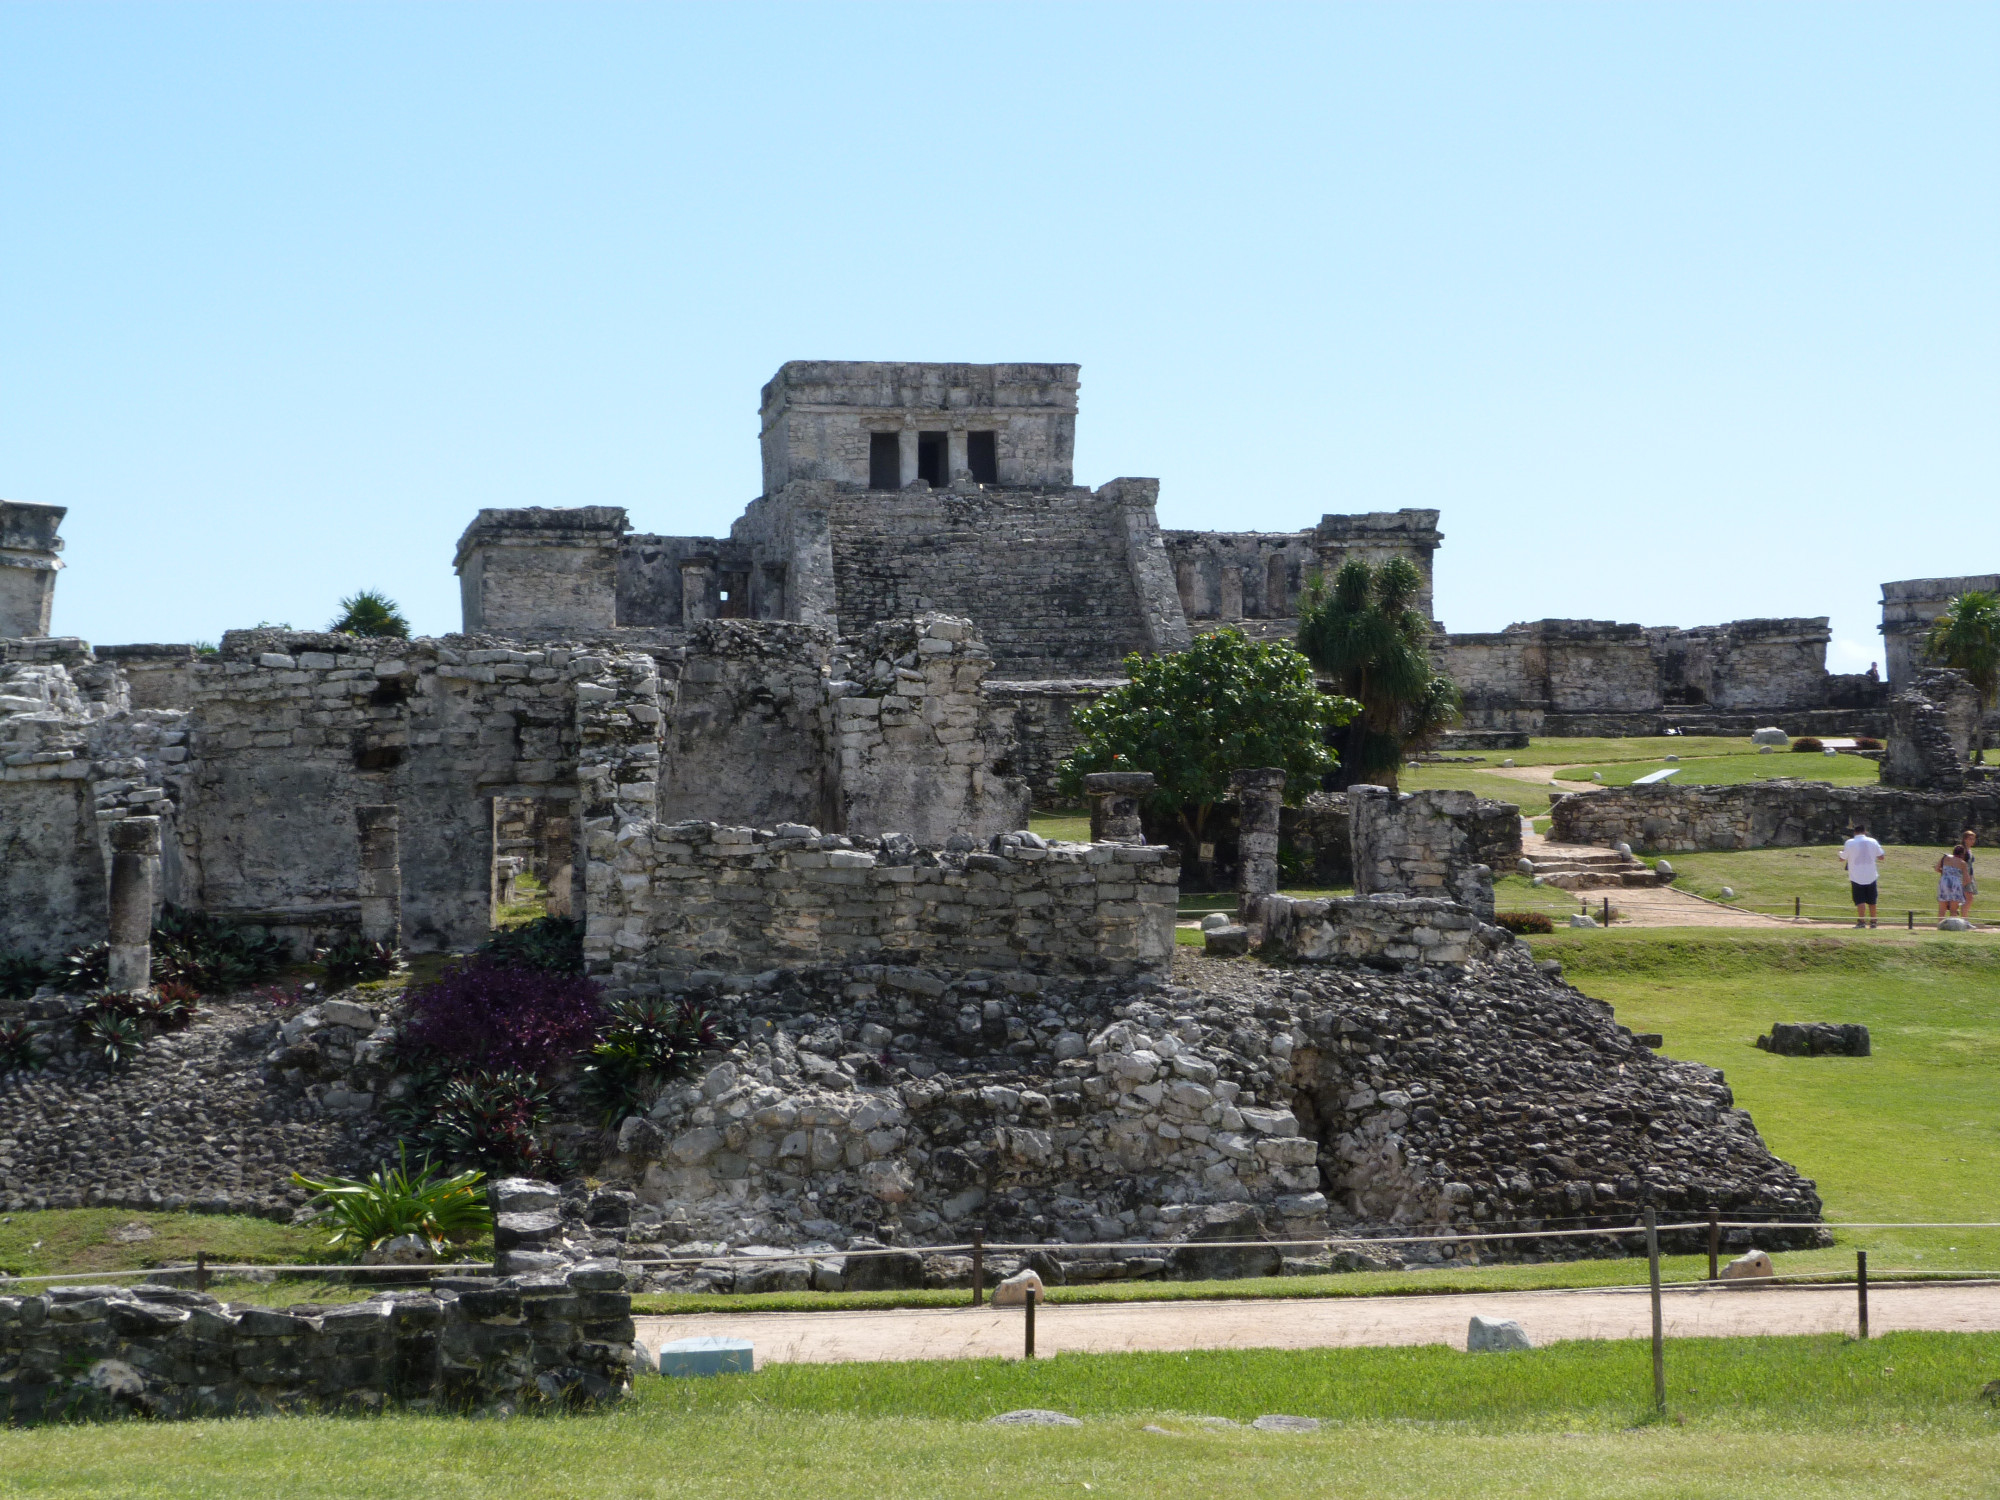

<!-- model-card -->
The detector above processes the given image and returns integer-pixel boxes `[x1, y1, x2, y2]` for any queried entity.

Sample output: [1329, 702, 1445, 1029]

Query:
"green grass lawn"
[1557, 751, 1881, 790]
[0, 1207, 324, 1282]
[1474, 736, 1756, 767]
[1528, 931, 2000, 1272]
[1665, 844, 1970, 921]
[2, 1334, 1996, 1498]
[1028, 811, 1093, 843]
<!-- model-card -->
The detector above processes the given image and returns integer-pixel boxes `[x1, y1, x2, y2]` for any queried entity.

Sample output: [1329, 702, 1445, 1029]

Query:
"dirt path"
[1519, 831, 1795, 929]
[635, 1281, 2000, 1366]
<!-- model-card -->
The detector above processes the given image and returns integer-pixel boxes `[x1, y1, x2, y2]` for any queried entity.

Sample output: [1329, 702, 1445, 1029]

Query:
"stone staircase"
[1524, 847, 1665, 891]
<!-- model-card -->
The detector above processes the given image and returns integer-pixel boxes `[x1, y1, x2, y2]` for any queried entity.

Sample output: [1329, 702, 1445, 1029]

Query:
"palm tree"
[1923, 590, 2000, 763]
[1296, 556, 1460, 789]
[329, 590, 411, 639]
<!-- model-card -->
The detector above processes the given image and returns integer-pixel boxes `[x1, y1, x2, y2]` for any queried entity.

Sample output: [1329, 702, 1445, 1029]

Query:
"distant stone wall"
[0, 1270, 633, 1425]
[586, 822, 1180, 987]
[95, 645, 197, 711]
[831, 616, 1027, 842]
[758, 360, 1081, 491]
[981, 678, 1116, 805]
[455, 508, 627, 636]
[1880, 574, 2000, 685]
[1439, 616, 1886, 735]
[1163, 509, 1444, 629]
[816, 482, 1170, 678]
[1550, 780, 2000, 853]
[655, 620, 835, 831]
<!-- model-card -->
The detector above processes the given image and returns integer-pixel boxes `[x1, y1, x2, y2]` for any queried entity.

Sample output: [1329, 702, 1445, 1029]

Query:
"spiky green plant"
[1923, 590, 2000, 763]
[291, 1146, 491, 1257]
[328, 589, 411, 639]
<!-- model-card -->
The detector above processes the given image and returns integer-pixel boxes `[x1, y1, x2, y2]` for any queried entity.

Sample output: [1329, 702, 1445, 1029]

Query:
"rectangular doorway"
[917, 431, 948, 487]
[869, 432, 901, 490]
[966, 430, 998, 484]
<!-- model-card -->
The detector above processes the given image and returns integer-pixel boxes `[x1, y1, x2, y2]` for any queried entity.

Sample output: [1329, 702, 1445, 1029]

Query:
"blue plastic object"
[658, 1335, 755, 1378]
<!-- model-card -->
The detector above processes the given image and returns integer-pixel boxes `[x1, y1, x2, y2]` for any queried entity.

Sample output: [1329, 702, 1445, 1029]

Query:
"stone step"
[1537, 869, 1661, 891]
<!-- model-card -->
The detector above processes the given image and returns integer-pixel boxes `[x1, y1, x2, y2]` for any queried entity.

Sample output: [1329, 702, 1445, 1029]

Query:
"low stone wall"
[589, 823, 1180, 986]
[1550, 780, 2000, 853]
[1255, 892, 1510, 967]
[0, 1267, 634, 1424]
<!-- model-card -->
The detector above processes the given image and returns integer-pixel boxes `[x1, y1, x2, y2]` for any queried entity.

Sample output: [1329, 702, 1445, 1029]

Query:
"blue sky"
[3, 3, 1993, 668]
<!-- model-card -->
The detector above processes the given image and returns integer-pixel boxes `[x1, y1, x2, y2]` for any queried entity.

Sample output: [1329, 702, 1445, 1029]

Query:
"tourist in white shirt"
[1839, 824, 1885, 929]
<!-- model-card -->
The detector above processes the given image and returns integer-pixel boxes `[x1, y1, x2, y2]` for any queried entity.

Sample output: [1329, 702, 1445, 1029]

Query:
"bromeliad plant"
[0, 1019, 44, 1073]
[314, 936, 401, 989]
[291, 1146, 491, 1258]
[420, 1070, 550, 1174]
[578, 995, 723, 1125]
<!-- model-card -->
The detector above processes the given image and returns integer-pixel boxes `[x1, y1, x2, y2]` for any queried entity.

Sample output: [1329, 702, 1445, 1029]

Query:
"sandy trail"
[635, 1281, 2000, 1365]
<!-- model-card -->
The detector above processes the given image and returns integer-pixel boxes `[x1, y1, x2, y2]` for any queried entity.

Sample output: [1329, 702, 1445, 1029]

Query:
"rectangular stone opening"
[717, 570, 750, 619]
[916, 431, 948, 487]
[868, 432, 901, 490]
[966, 430, 998, 484]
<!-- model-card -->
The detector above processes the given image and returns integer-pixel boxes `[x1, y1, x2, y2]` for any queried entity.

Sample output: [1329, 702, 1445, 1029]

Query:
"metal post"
[1646, 1207, 1665, 1411]
[1707, 1206, 1719, 1282]
[195, 1250, 208, 1294]
[1908, 910, 1914, 930]
[1795, 895, 1801, 919]
[1857, 1250, 1869, 1340]
[1024, 1287, 1036, 1360]
[971, 1226, 985, 1307]
[1602, 896, 1611, 926]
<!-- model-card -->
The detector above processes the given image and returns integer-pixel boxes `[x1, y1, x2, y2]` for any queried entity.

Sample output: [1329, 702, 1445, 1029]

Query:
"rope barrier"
[6, 1221, 1995, 1285]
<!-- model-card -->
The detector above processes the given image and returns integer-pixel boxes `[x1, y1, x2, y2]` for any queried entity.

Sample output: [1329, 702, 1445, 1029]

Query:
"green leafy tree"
[1056, 628, 1355, 853]
[1923, 589, 2000, 763]
[1296, 556, 1460, 789]
[329, 589, 410, 639]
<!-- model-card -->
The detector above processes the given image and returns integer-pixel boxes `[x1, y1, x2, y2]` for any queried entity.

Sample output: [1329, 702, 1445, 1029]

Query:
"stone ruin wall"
[1, 614, 1030, 964]
[1880, 573, 2000, 689]
[1163, 509, 1444, 639]
[758, 361, 1083, 493]
[1884, 668, 1985, 791]
[829, 615, 1029, 843]
[1550, 779, 2000, 854]
[1348, 786, 1517, 920]
[1438, 616, 1888, 737]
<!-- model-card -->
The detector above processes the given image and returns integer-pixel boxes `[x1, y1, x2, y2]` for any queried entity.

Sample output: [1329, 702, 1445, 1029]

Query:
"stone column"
[106, 816, 162, 992]
[356, 804, 402, 947]
[1084, 771, 1154, 845]
[1220, 567, 1244, 622]
[0, 500, 66, 639]
[947, 429, 970, 484]
[680, 557, 716, 623]
[898, 427, 919, 488]
[1232, 767, 1287, 916]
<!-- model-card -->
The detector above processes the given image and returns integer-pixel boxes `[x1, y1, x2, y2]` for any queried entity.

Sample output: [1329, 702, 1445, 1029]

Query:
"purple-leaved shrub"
[399, 959, 605, 1080]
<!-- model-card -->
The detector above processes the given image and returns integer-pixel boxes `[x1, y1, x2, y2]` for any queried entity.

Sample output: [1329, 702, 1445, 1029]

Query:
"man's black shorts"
[1851, 881, 1879, 906]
